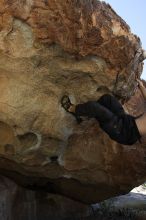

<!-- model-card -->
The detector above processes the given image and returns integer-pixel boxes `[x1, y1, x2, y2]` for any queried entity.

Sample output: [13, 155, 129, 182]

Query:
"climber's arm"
[137, 79, 146, 100]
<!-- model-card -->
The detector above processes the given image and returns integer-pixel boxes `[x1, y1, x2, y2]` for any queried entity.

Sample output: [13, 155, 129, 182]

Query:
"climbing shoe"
[61, 95, 73, 113]
[61, 95, 82, 124]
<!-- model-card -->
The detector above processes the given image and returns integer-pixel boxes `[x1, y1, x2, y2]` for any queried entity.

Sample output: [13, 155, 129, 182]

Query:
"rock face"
[0, 175, 92, 220]
[0, 0, 146, 204]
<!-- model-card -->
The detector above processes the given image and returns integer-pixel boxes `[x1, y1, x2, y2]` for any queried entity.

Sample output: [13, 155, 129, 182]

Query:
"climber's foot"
[61, 95, 76, 113]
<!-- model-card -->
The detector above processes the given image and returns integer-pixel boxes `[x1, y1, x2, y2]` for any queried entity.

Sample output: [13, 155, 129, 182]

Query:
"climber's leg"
[100, 115, 141, 145]
[75, 101, 114, 123]
[61, 95, 114, 123]
[97, 94, 125, 116]
[61, 95, 141, 145]
[75, 101, 140, 144]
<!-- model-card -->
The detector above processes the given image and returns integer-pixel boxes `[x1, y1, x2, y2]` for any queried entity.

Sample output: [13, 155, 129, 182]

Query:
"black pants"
[75, 94, 141, 145]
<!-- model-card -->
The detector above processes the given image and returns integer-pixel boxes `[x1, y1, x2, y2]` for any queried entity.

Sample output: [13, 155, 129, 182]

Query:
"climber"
[61, 79, 146, 145]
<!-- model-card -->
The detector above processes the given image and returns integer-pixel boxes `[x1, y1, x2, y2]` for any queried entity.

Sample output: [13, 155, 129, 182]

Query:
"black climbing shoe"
[61, 95, 82, 124]
[61, 95, 73, 113]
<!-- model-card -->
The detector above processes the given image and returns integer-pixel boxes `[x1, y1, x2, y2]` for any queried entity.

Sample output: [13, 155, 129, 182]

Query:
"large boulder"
[0, 0, 145, 203]
[0, 175, 92, 220]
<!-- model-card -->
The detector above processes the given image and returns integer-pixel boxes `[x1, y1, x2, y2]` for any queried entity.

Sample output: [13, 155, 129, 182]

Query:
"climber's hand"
[137, 79, 144, 88]
[136, 79, 146, 99]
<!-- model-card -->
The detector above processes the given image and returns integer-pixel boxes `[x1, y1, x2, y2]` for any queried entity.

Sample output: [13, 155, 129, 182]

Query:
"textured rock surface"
[0, 0, 146, 204]
[1, 175, 146, 220]
[0, 175, 92, 220]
